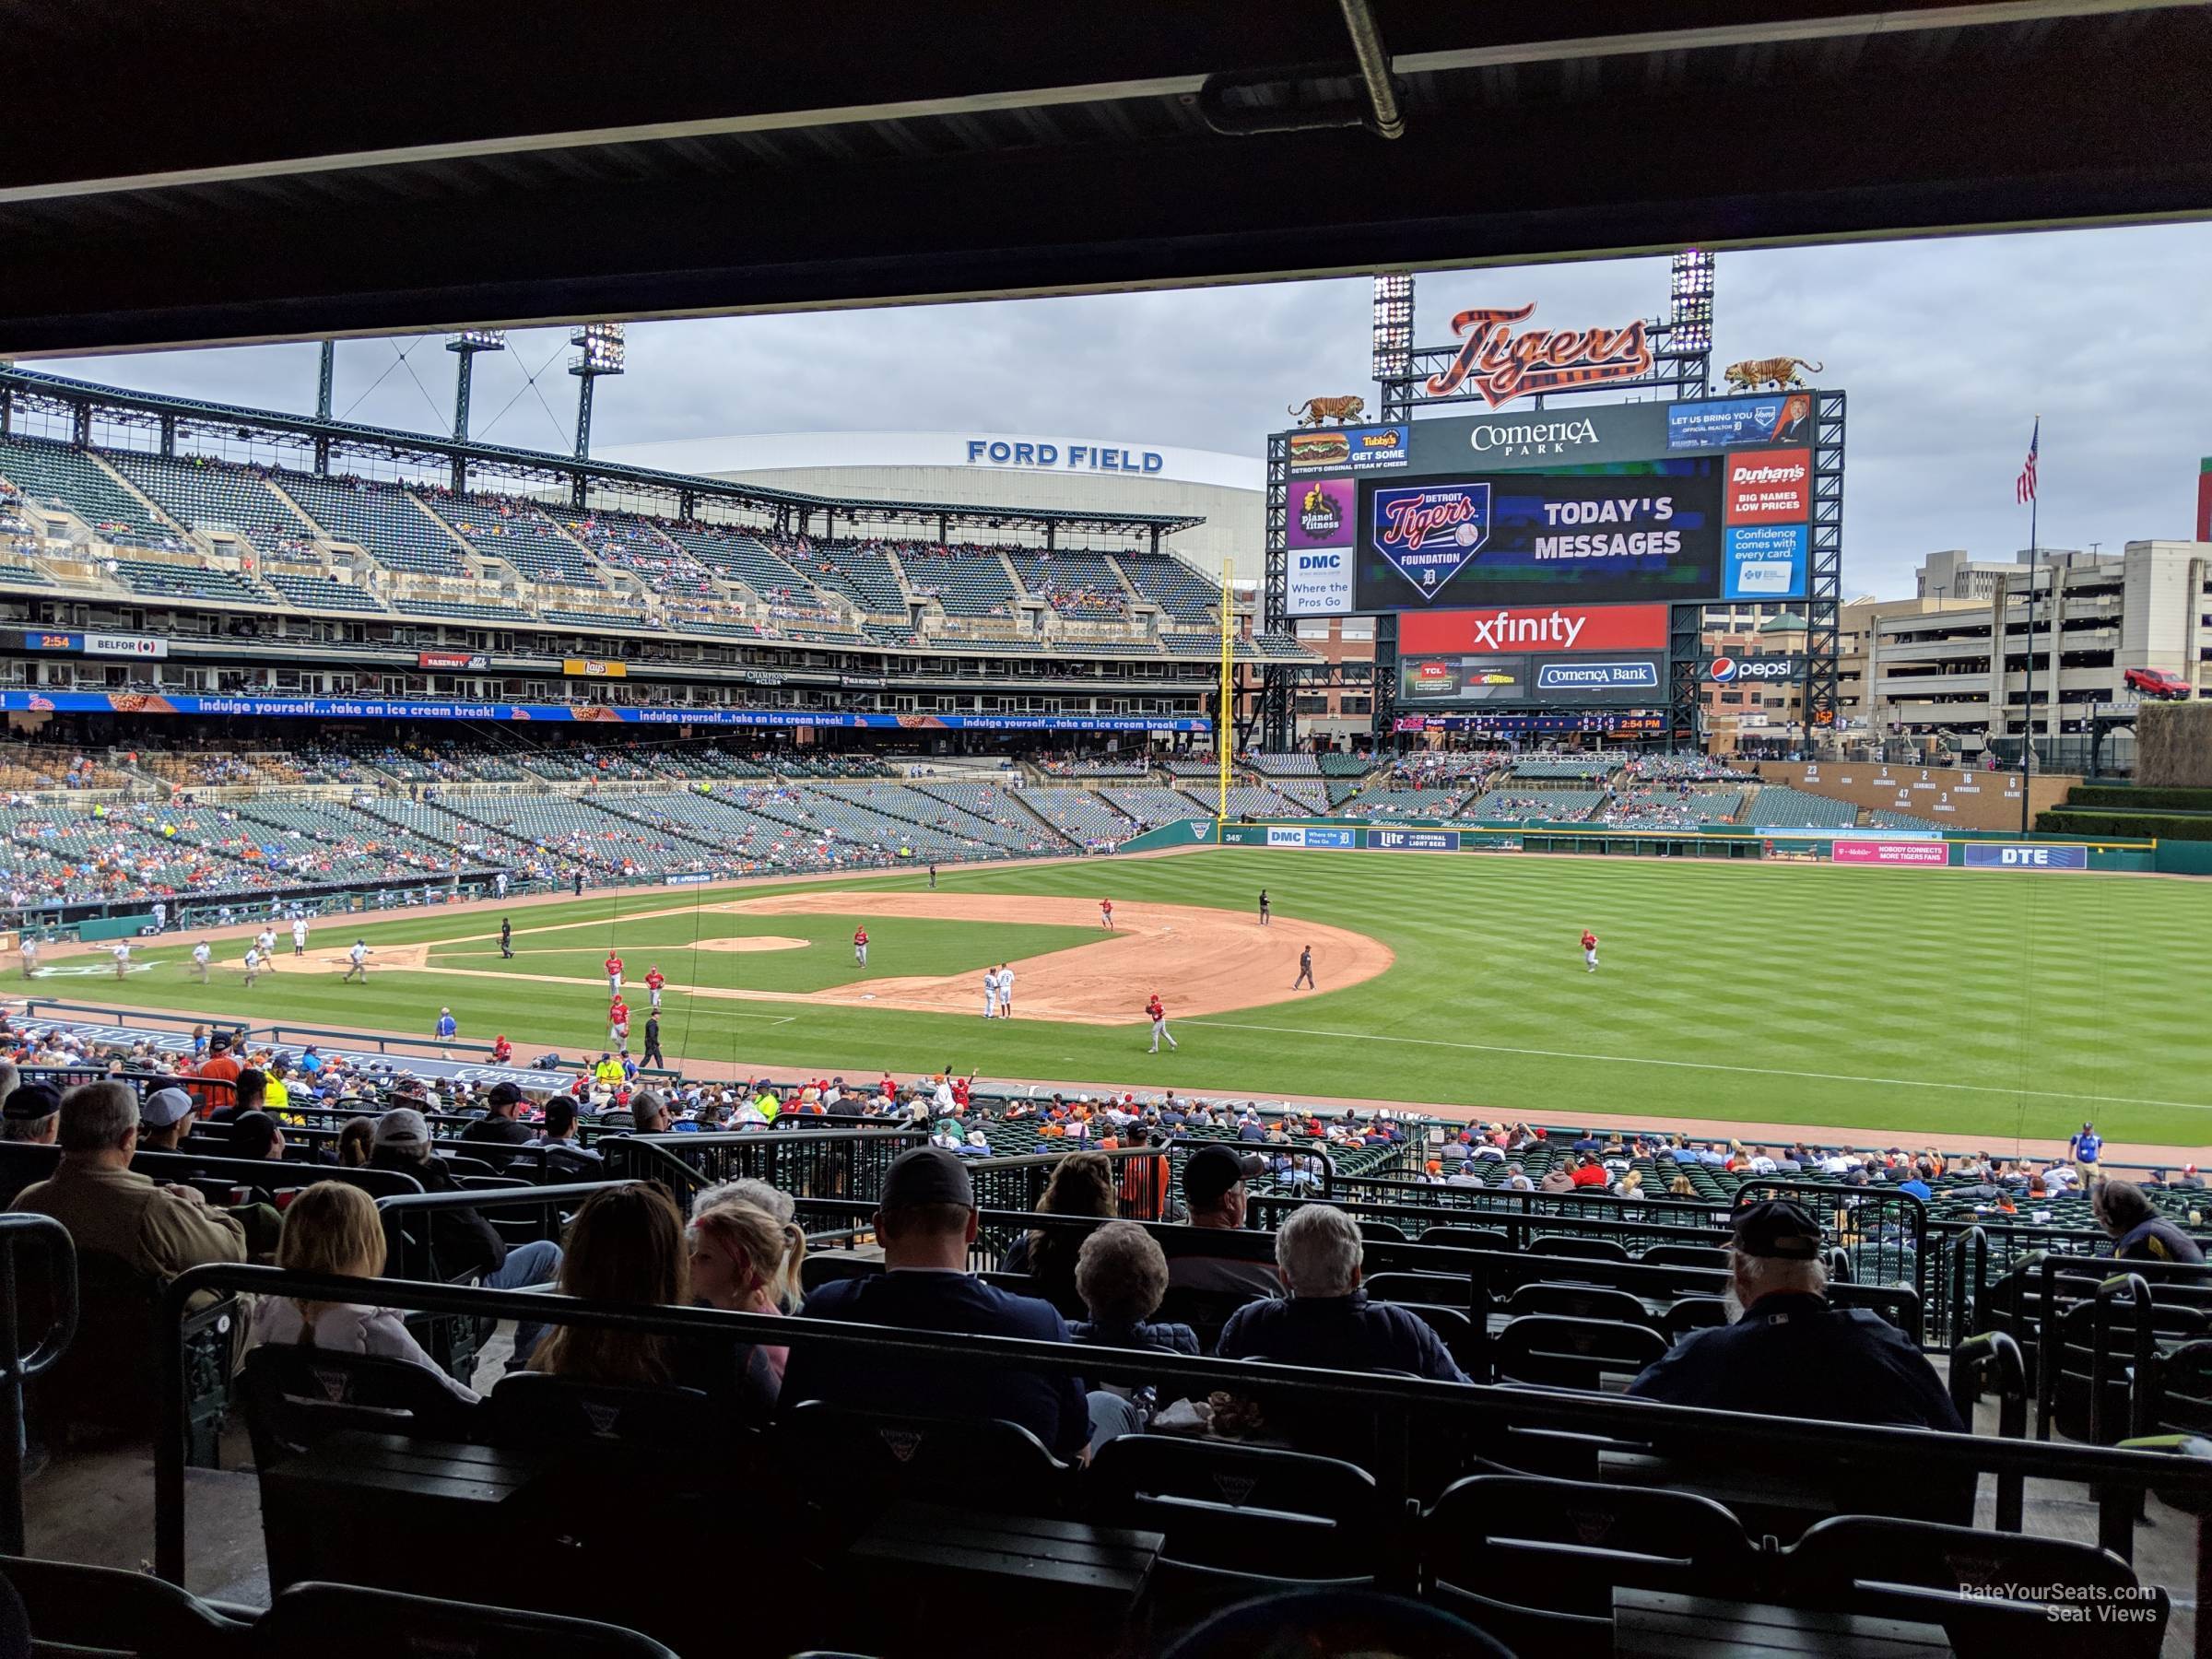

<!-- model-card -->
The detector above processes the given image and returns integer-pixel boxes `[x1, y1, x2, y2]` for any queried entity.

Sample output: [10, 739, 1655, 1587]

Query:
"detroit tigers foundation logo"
[1372, 483, 1491, 597]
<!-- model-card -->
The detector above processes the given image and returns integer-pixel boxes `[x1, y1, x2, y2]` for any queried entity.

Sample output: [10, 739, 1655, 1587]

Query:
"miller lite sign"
[1371, 483, 1491, 597]
[1425, 303, 1655, 407]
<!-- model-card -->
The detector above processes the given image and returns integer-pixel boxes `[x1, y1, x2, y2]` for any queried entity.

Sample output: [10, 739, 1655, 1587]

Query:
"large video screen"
[1351, 465, 1723, 611]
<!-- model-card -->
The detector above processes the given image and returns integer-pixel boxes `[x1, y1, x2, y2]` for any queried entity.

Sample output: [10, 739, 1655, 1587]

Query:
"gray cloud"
[40, 222, 2212, 598]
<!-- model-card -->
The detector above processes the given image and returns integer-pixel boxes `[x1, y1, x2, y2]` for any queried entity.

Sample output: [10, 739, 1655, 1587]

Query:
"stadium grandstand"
[4, 2, 2210, 1652]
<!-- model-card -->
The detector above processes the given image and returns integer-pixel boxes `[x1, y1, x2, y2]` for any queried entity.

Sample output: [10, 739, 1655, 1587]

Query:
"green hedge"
[2038, 809, 2212, 841]
[2065, 785, 2212, 814]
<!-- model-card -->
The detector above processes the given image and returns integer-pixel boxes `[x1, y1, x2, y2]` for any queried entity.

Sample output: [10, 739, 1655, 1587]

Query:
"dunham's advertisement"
[1352, 466, 1722, 612]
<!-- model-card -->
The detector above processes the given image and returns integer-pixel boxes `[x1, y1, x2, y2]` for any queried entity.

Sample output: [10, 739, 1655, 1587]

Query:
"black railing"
[603, 1128, 927, 1210]
[154, 1261, 2212, 1596]
[0, 1214, 74, 1556]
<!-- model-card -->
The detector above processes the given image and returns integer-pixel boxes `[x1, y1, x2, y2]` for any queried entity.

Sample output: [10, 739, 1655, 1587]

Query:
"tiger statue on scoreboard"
[1722, 357, 1823, 392]
[1288, 394, 1367, 426]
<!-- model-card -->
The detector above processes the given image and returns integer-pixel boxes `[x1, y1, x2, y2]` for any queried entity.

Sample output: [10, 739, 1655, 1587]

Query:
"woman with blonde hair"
[692, 1177, 807, 1311]
[533, 1183, 704, 1388]
[688, 1201, 794, 1410]
[247, 1181, 477, 1401]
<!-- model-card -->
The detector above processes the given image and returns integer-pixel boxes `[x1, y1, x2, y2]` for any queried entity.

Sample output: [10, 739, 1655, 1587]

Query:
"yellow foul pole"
[1218, 558, 1233, 829]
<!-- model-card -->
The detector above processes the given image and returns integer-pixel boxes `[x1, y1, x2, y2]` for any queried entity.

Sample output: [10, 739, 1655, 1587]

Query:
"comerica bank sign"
[965, 438, 1166, 474]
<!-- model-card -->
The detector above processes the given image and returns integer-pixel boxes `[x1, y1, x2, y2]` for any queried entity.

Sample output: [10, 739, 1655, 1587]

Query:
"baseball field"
[42, 847, 2212, 1148]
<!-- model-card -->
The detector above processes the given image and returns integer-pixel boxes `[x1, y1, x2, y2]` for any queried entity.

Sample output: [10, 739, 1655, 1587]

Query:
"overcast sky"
[36, 222, 2212, 599]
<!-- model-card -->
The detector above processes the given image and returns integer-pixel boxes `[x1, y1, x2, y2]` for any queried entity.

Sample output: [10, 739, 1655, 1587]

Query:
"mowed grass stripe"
[76, 849, 2212, 1144]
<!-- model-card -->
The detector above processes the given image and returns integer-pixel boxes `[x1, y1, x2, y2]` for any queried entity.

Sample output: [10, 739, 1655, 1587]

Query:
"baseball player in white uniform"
[256, 926, 277, 962]
[111, 941, 132, 979]
[18, 936, 36, 979]
[982, 966, 999, 1018]
[191, 941, 212, 982]
[344, 940, 370, 982]
[241, 946, 265, 989]
[291, 917, 309, 957]
[995, 964, 1015, 1018]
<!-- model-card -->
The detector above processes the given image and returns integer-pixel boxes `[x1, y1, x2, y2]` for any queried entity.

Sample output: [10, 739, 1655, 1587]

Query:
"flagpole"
[2020, 415, 2040, 837]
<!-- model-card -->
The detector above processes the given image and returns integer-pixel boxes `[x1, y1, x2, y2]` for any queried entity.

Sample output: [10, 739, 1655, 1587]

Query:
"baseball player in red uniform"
[645, 966, 665, 1010]
[1100, 899, 1114, 931]
[1147, 992, 1176, 1053]
[605, 952, 624, 994]
[608, 994, 630, 1044]
[853, 926, 869, 967]
[1581, 929, 1600, 973]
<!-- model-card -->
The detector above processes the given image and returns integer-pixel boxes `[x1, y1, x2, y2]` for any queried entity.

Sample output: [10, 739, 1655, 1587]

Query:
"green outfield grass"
[62, 850, 2212, 1145]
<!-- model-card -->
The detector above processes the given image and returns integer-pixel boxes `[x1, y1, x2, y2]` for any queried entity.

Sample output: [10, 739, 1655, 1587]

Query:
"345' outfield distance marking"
[1178, 1019, 2212, 1113]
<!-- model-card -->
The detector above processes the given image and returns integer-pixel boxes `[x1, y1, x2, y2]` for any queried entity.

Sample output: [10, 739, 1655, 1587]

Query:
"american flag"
[2017, 418, 2040, 504]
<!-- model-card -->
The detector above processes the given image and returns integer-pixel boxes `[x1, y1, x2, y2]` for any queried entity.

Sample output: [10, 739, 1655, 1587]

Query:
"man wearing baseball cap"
[776, 1146, 1089, 1462]
[1627, 1199, 1961, 1431]
[136, 1086, 198, 1152]
[458, 1080, 534, 1172]
[1163, 1144, 1284, 1300]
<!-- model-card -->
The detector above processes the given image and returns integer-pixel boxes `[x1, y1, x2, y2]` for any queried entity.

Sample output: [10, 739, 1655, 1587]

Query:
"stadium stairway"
[905, 782, 1078, 853]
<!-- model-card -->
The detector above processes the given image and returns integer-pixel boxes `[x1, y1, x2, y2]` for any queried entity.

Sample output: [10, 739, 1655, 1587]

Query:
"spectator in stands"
[1626, 1200, 1962, 1430]
[135, 1088, 194, 1153]
[686, 1199, 793, 1408]
[2095, 1180, 2206, 1265]
[1001, 1151, 1117, 1316]
[0, 1082, 59, 1147]
[1538, 1165, 1576, 1195]
[194, 1035, 241, 1112]
[693, 1179, 805, 1311]
[459, 1080, 533, 1171]
[627, 1091, 673, 1135]
[1071, 1221, 1197, 1453]
[335, 1117, 374, 1168]
[532, 1096, 601, 1177]
[1218, 1205, 1468, 1382]
[368, 1107, 560, 1367]
[776, 1147, 1090, 1463]
[534, 1183, 712, 1388]
[1162, 1145, 1281, 1300]
[248, 1181, 477, 1403]
[10, 1081, 245, 1291]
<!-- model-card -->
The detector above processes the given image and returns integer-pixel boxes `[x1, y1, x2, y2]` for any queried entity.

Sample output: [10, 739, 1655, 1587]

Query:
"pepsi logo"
[1708, 657, 1738, 683]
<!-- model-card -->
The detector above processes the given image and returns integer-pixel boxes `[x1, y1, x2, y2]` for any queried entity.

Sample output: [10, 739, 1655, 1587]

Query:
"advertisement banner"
[1370, 829, 1462, 852]
[1394, 712, 1667, 735]
[1724, 449, 1812, 524]
[1723, 523, 1808, 601]
[1401, 656, 1526, 703]
[1406, 400, 1674, 472]
[1961, 843, 2088, 870]
[1666, 393, 1815, 452]
[1832, 840, 1951, 866]
[664, 872, 716, 886]
[1286, 477, 1354, 549]
[1355, 468, 1722, 612]
[1285, 547, 1351, 618]
[84, 632, 168, 659]
[563, 658, 627, 678]
[1288, 424, 1409, 473]
[1530, 654, 1665, 699]
[1398, 603, 1668, 655]
[1703, 653, 1806, 687]
[418, 650, 489, 671]
[0, 690, 1208, 734]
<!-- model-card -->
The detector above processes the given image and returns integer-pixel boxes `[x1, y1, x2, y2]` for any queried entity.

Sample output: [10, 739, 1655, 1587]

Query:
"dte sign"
[965, 439, 1164, 474]
[1962, 843, 2088, 871]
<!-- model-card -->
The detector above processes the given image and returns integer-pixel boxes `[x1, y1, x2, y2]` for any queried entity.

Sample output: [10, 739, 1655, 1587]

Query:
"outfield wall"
[1124, 818, 2172, 874]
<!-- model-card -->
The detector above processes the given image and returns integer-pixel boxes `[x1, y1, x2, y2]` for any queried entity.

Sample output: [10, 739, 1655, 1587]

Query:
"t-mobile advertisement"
[1354, 466, 1723, 611]
[1831, 840, 1951, 866]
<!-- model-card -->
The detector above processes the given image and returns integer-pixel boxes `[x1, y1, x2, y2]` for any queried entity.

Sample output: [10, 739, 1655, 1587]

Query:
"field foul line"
[1178, 1019, 2212, 1113]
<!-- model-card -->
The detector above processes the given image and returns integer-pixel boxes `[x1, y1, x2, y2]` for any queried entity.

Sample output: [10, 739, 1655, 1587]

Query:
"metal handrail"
[0, 1213, 76, 1555]
[1948, 1330, 2029, 1531]
[155, 1260, 2212, 1591]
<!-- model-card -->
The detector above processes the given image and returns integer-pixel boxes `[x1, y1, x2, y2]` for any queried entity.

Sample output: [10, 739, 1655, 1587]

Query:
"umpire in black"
[641, 1011, 665, 1069]
[1627, 1199, 1962, 1432]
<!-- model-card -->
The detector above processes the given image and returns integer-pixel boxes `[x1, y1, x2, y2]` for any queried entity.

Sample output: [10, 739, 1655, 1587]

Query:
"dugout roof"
[1, 1, 2208, 355]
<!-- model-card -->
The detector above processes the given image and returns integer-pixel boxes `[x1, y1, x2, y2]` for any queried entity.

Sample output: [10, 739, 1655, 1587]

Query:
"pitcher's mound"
[693, 935, 811, 954]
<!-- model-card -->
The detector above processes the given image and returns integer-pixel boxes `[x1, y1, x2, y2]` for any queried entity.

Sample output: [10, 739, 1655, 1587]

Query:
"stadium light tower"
[1666, 250, 1714, 397]
[569, 322, 625, 460]
[1371, 270, 1414, 391]
[445, 329, 507, 442]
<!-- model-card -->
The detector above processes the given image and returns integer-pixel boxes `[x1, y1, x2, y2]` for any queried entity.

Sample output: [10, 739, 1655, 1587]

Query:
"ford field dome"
[600, 429, 1265, 583]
